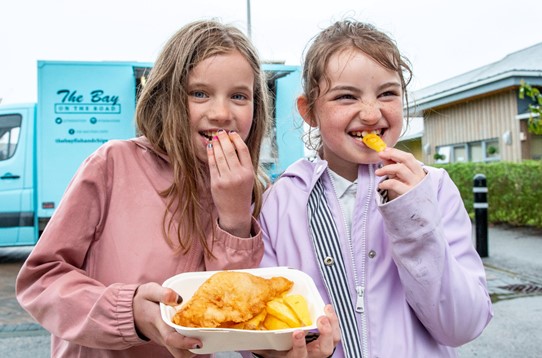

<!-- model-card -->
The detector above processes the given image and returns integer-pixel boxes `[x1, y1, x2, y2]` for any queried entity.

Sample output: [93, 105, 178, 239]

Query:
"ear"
[297, 95, 316, 127]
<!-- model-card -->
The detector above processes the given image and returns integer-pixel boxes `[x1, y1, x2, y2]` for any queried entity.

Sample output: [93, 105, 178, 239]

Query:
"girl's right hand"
[133, 283, 201, 358]
[207, 130, 255, 238]
[375, 147, 426, 201]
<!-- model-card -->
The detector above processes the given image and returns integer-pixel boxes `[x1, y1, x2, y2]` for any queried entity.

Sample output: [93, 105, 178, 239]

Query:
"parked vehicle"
[0, 60, 304, 246]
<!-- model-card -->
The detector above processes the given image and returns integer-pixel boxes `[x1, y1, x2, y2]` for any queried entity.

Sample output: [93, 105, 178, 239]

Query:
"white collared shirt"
[328, 169, 357, 235]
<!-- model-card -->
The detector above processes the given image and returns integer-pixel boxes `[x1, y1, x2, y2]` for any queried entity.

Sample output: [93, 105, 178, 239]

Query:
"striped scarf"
[307, 178, 363, 357]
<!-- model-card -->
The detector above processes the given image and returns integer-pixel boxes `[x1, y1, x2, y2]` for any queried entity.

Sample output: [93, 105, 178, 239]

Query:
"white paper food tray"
[160, 267, 326, 354]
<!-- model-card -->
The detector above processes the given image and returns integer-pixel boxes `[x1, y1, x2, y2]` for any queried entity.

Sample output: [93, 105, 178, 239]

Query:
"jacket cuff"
[378, 173, 438, 238]
[116, 284, 149, 346]
[215, 217, 263, 249]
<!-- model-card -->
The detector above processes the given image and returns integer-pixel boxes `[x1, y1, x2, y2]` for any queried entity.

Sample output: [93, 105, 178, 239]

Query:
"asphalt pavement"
[0, 224, 541, 357]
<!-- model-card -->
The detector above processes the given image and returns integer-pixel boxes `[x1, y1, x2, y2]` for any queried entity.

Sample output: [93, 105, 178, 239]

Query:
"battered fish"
[173, 271, 293, 328]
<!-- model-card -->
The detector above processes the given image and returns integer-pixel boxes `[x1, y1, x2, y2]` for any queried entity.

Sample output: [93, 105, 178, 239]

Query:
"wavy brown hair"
[136, 20, 270, 256]
[300, 19, 413, 151]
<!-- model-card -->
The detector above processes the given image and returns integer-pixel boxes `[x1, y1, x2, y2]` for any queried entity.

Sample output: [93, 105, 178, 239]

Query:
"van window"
[0, 114, 22, 161]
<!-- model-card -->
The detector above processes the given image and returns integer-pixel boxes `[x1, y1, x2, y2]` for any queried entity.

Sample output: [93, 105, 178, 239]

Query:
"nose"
[358, 101, 381, 124]
[208, 98, 231, 123]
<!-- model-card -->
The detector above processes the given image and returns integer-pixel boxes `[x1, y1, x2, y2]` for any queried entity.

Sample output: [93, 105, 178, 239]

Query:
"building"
[396, 117, 424, 160]
[410, 42, 542, 164]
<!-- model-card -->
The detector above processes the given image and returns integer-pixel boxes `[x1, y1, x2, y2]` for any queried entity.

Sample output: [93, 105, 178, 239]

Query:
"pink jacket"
[16, 137, 263, 357]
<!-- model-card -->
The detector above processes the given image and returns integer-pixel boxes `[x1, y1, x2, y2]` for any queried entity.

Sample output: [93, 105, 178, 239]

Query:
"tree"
[518, 80, 542, 135]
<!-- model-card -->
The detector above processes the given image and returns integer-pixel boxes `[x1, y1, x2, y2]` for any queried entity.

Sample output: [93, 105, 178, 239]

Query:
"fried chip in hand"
[363, 133, 387, 152]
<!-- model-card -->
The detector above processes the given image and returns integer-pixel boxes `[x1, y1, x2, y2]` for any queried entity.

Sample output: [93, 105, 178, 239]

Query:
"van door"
[0, 105, 36, 246]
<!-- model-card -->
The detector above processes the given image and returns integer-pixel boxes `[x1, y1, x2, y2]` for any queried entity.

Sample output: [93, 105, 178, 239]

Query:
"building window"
[531, 133, 542, 160]
[436, 138, 500, 163]
[485, 139, 499, 160]
[0, 114, 22, 161]
[470, 142, 484, 162]
[453, 145, 467, 162]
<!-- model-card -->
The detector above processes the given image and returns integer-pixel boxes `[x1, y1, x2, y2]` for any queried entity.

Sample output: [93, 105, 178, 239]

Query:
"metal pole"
[473, 174, 488, 257]
[246, 0, 252, 39]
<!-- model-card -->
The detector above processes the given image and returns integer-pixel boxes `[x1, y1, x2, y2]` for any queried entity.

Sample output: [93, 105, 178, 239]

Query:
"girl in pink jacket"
[16, 20, 271, 358]
[259, 20, 493, 357]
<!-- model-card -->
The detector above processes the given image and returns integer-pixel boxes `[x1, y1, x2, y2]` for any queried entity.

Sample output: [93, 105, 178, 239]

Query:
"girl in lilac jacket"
[259, 20, 493, 357]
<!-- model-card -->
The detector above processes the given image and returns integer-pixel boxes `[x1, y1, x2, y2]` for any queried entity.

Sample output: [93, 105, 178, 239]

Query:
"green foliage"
[518, 80, 542, 135]
[434, 161, 542, 227]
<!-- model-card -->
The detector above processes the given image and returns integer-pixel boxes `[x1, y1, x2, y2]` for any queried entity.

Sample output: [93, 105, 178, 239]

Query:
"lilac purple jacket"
[259, 157, 493, 357]
[16, 137, 263, 357]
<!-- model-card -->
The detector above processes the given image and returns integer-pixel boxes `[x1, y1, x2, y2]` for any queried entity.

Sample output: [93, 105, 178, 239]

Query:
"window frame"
[0, 114, 23, 161]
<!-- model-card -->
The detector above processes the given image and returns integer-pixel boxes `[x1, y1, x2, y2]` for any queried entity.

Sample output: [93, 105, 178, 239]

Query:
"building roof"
[409, 42, 542, 115]
[399, 117, 423, 141]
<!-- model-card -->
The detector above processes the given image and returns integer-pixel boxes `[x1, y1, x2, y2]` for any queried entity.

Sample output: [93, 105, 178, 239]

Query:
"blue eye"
[232, 93, 249, 101]
[191, 91, 207, 98]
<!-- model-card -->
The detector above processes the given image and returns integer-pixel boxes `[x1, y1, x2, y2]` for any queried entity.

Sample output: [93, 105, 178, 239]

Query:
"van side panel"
[36, 61, 142, 220]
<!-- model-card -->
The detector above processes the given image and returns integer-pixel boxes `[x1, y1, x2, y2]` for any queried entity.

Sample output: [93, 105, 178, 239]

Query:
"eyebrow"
[378, 82, 402, 91]
[187, 81, 253, 93]
[329, 81, 402, 93]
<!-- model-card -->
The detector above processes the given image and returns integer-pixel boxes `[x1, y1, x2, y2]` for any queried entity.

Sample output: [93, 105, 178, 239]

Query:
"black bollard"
[473, 174, 488, 257]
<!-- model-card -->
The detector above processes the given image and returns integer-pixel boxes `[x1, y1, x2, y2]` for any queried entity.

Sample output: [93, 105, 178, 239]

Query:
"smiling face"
[188, 50, 255, 162]
[300, 48, 404, 180]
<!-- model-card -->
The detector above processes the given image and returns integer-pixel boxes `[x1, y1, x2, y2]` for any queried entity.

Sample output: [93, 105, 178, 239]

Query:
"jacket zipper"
[356, 286, 365, 312]
[327, 168, 370, 355]
[358, 164, 375, 358]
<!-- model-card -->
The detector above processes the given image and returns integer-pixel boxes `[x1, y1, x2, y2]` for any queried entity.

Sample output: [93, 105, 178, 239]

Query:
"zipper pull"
[355, 286, 364, 313]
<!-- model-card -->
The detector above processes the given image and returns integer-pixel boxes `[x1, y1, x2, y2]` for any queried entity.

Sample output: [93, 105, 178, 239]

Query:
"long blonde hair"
[136, 20, 270, 255]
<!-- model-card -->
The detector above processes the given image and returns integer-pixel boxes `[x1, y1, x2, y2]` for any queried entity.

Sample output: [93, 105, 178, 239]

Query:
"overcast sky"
[2, 0, 541, 104]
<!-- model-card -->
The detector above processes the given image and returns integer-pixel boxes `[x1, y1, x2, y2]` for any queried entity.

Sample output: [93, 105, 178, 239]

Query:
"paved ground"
[0, 224, 541, 357]
[457, 224, 542, 358]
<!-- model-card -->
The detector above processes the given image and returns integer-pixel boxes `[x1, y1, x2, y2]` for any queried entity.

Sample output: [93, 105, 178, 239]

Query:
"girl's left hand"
[207, 130, 254, 238]
[133, 283, 200, 357]
[252, 304, 340, 358]
[375, 147, 426, 201]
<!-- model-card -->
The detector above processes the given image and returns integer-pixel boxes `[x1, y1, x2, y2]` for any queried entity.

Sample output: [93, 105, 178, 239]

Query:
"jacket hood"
[276, 157, 329, 193]
[130, 136, 214, 203]
[130, 136, 170, 164]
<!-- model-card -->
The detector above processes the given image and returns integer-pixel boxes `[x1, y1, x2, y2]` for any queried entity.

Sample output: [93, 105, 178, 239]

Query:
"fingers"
[135, 283, 182, 306]
[163, 288, 183, 307]
[207, 141, 220, 178]
[324, 305, 341, 344]
[289, 330, 309, 357]
[313, 314, 335, 356]
[377, 147, 424, 175]
[207, 129, 254, 237]
[162, 329, 201, 352]
[207, 130, 251, 176]
[135, 282, 164, 303]
[227, 131, 251, 167]
[375, 148, 426, 195]
[134, 283, 202, 353]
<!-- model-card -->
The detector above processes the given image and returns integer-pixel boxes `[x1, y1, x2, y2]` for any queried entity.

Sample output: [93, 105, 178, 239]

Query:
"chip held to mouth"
[363, 133, 387, 152]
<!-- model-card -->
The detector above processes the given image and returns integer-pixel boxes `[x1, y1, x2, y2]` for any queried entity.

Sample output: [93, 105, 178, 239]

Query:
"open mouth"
[349, 129, 384, 141]
[199, 130, 223, 141]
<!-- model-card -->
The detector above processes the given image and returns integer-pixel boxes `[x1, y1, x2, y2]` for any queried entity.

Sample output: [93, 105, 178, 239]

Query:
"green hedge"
[434, 161, 542, 228]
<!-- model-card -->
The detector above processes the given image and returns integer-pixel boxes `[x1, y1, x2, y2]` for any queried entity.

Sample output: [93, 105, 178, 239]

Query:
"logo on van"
[54, 89, 121, 114]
